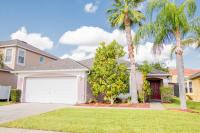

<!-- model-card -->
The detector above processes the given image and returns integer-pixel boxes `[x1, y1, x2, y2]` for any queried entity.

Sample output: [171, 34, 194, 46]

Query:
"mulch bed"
[167, 108, 200, 114]
[76, 103, 150, 108]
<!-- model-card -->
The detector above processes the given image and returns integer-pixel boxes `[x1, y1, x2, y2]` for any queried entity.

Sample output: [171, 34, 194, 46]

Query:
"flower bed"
[76, 103, 150, 108]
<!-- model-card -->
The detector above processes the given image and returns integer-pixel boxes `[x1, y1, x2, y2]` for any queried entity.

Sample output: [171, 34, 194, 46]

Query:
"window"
[18, 49, 25, 65]
[185, 82, 188, 93]
[40, 56, 45, 64]
[5, 48, 12, 64]
[189, 81, 193, 93]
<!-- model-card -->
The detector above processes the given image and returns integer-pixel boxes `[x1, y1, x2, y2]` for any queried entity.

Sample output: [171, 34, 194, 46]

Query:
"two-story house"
[0, 39, 58, 88]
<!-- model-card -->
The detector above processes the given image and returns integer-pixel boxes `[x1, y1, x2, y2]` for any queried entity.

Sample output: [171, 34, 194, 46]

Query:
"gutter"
[11, 69, 89, 74]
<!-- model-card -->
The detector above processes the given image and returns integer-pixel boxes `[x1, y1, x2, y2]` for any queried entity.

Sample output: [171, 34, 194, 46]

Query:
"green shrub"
[10, 89, 21, 103]
[160, 86, 173, 103]
[88, 98, 97, 104]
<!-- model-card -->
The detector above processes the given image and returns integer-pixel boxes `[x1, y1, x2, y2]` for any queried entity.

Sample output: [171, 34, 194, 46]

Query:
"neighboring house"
[189, 72, 200, 101]
[14, 58, 171, 104]
[0, 39, 58, 88]
[169, 68, 200, 97]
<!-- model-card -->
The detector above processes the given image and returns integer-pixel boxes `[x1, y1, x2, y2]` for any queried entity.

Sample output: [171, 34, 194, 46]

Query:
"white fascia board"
[11, 69, 89, 74]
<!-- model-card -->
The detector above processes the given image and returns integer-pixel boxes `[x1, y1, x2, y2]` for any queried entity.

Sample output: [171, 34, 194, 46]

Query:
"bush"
[160, 86, 173, 103]
[10, 89, 21, 103]
[88, 98, 97, 104]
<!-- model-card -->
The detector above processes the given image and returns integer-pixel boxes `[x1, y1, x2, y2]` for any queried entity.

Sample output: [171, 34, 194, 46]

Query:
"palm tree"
[135, 0, 198, 109]
[107, 0, 145, 103]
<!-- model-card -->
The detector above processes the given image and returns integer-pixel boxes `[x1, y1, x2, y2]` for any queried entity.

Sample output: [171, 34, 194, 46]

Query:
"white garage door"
[25, 77, 78, 104]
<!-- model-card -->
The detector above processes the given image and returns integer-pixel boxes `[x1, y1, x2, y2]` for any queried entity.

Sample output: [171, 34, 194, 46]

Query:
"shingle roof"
[149, 69, 169, 75]
[0, 39, 58, 60]
[0, 65, 13, 72]
[80, 58, 170, 75]
[190, 72, 200, 79]
[79, 58, 137, 69]
[14, 58, 88, 71]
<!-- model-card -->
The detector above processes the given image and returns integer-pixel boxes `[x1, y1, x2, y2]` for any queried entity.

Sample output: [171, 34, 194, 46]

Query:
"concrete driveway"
[0, 103, 68, 124]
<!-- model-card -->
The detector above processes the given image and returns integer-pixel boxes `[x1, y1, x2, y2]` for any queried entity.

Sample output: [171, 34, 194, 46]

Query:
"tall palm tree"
[135, 0, 198, 109]
[107, 0, 145, 103]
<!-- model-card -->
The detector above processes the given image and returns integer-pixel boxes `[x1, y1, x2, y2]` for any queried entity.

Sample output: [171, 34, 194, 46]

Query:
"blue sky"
[0, 0, 199, 69]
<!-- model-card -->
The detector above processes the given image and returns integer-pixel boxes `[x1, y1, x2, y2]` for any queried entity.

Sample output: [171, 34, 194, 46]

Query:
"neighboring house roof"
[13, 58, 88, 72]
[190, 72, 200, 79]
[169, 68, 200, 77]
[0, 39, 58, 60]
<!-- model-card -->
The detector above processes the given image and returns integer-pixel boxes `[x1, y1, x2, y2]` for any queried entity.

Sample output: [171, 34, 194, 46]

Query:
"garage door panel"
[25, 77, 78, 104]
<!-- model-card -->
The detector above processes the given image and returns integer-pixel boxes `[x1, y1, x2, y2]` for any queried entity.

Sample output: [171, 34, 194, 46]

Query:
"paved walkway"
[150, 102, 165, 110]
[0, 127, 63, 133]
[0, 103, 68, 124]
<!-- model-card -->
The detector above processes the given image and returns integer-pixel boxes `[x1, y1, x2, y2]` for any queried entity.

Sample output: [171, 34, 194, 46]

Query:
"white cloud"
[59, 26, 176, 67]
[61, 46, 97, 60]
[135, 42, 176, 67]
[84, 2, 98, 13]
[59, 26, 130, 46]
[11, 26, 53, 50]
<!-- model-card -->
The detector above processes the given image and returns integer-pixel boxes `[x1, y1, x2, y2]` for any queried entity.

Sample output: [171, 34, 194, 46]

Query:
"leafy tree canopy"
[88, 40, 129, 104]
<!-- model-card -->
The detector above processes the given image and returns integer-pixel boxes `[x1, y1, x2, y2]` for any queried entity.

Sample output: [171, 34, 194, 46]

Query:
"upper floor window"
[17, 49, 25, 65]
[40, 56, 45, 64]
[4, 48, 12, 64]
[189, 81, 193, 93]
[185, 82, 188, 93]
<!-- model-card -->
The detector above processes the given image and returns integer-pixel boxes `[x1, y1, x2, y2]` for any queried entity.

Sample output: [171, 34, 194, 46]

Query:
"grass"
[0, 101, 11, 106]
[163, 97, 200, 112]
[1, 108, 200, 133]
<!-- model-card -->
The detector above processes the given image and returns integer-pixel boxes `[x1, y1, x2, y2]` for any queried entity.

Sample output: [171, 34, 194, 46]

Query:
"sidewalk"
[150, 102, 165, 110]
[0, 127, 63, 133]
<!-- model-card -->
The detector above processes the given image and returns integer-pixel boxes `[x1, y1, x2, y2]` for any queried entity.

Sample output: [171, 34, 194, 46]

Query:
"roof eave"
[11, 69, 89, 74]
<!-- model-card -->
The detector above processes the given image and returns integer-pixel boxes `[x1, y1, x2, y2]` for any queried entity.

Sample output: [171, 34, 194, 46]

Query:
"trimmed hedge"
[10, 89, 21, 103]
[160, 86, 173, 103]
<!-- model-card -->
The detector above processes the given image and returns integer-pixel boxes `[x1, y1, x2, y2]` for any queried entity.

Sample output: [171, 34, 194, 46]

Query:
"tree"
[135, 0, 198, 109]
[107, 0, 145, 103]
[138, 61, 152, 103]
[151, 63, 169, 73]
[88, 41, 129, 104]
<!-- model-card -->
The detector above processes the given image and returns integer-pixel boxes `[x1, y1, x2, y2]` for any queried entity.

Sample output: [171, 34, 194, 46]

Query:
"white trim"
[148, 74, 171, 77]
[4, 48, 13, 65]
[17, 48, 26, 66]
[11, 69, 89, 73]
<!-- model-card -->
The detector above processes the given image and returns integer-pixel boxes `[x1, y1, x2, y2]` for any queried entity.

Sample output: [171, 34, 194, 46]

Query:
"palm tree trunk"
[124, 14, 138, 103]
[175, 31, 187, 110]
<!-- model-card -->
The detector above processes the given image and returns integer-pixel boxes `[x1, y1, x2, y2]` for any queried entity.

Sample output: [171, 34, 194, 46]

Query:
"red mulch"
[76, 103, 150, 108]
[168, 108, 200, 114]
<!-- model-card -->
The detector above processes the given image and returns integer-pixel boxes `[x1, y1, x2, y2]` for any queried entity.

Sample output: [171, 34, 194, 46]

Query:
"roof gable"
[0, 39, 58, 60]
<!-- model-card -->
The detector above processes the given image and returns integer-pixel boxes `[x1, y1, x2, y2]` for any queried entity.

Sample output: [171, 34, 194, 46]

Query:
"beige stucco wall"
[189, 78, 200, 101]
[14, 47, 56, 70]
[0, 71, 17, 88]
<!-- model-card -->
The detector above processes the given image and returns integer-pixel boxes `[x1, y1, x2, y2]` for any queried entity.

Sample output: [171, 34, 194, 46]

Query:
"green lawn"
[0, 102, 11, 106]
[1, 108, 200, 133]
[163, 98, 200, 112]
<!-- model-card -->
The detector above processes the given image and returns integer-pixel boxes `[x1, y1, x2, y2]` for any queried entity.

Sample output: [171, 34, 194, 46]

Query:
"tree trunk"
[175, 31, 187, 110]
[124, 14, 138, 103]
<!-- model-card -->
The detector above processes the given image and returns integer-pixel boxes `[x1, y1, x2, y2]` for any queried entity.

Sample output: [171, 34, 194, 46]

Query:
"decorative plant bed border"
[167, 108, 200, 114]
[76, 103, 150, 108]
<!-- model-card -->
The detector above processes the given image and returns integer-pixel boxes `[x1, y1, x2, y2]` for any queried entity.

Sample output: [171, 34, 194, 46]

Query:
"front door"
[150, 80, 161, 100]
